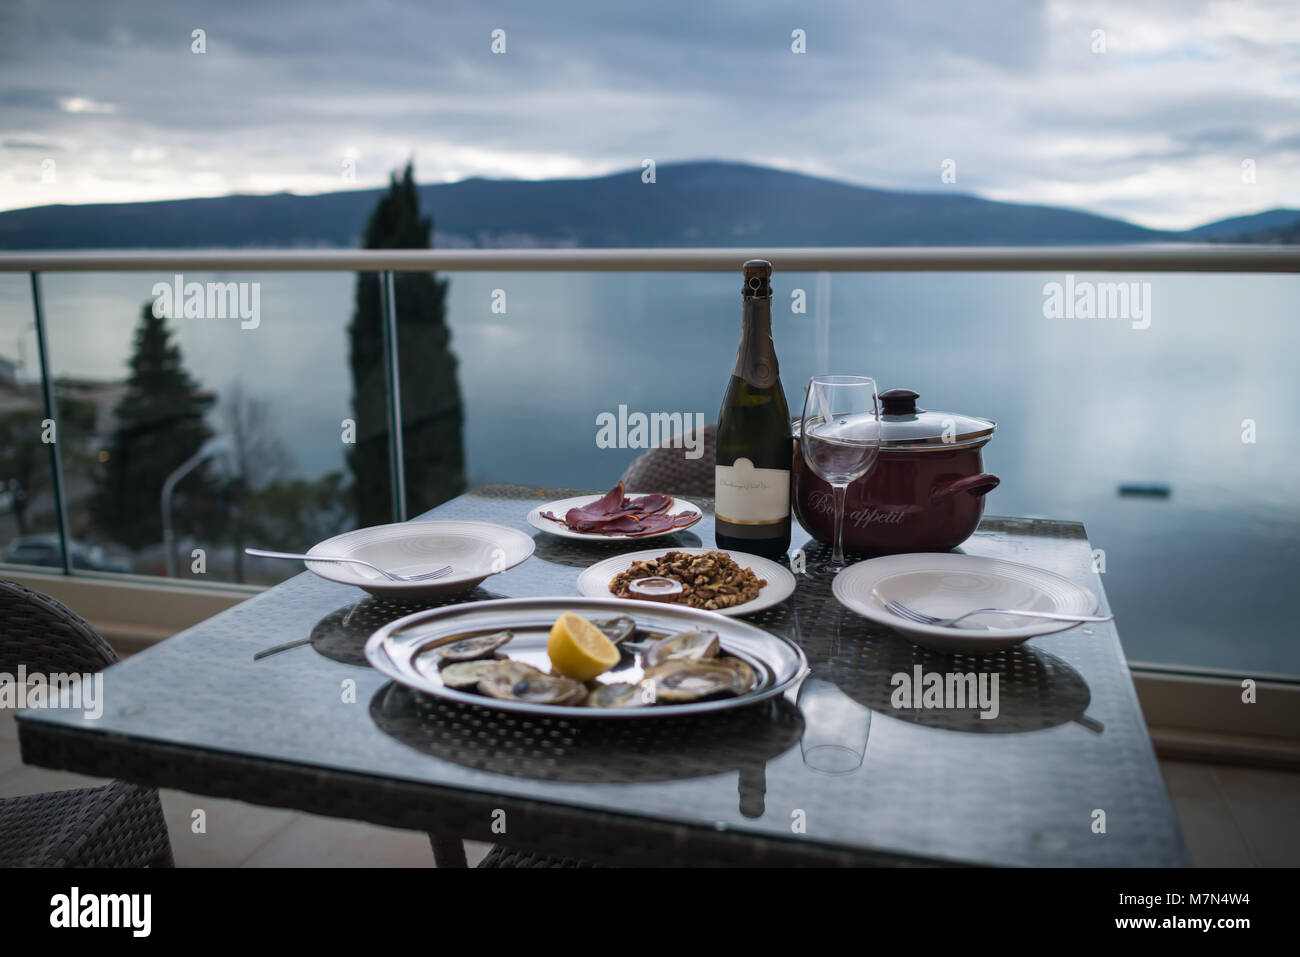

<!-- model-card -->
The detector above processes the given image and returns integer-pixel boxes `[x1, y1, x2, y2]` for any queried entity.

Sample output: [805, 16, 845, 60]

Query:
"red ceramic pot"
[792, 388, 999, 554]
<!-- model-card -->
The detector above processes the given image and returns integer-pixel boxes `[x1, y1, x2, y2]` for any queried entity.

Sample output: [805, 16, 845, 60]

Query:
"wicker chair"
[0, 579, 174, 867]
[618, 423, 716, 498]
[476, 845, 600, 868]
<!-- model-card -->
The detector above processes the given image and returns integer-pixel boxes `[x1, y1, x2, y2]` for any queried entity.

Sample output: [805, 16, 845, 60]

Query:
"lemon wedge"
[548, 612, 620, 681]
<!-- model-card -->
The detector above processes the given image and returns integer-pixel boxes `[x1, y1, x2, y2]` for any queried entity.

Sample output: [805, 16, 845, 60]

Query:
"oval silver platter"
[365, 596, 808, 719]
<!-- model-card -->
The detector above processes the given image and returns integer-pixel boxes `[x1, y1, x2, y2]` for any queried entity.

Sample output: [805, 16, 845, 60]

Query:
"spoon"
[244, 548, 452, 582]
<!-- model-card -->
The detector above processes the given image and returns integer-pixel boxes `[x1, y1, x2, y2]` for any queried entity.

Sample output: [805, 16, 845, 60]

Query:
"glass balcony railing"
[1, 246, 1297, 679]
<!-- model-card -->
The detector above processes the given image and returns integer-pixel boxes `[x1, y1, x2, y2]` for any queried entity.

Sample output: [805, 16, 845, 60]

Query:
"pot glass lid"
[793, 389, 995, 450]
[875, 389, 994, 449]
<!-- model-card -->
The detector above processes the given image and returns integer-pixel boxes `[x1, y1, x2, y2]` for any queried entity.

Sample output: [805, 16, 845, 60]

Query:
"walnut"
[608, 550, 767, 610]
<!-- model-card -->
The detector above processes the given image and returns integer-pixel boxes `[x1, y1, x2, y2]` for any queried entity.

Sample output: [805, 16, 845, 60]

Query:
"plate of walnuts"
[576, 548, 797, 617]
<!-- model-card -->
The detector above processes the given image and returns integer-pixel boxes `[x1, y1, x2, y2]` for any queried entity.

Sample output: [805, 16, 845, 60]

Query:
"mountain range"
[0, 161, 1295, 250]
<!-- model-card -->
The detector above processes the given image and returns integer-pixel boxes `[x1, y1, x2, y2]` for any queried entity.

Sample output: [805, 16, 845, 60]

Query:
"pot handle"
[930, 472, 1000, 503]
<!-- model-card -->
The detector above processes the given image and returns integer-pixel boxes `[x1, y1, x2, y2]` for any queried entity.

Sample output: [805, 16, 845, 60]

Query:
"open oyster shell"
[479, 670, 589, 706]
[586, 682, 651, 709]
[591, 616, 637, 646]
[644, 656, 754, 702]
[440, 659, 538, 691]
[642, 628, 720, 669]
[433, 630, 514, 666]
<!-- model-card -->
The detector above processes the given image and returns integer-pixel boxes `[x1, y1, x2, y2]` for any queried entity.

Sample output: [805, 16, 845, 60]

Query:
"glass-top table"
[16, 485, 1187, 866]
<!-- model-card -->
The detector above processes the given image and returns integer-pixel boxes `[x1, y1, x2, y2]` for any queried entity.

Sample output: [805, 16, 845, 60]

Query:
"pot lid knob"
[879, 388, 919, 416]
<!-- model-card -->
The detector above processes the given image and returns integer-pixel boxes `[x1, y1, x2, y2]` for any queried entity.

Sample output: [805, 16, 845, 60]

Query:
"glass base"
[801, 743, 865, 774]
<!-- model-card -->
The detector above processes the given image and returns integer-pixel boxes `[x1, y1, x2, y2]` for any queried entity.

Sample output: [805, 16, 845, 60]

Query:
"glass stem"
[832, 483, 847, 567]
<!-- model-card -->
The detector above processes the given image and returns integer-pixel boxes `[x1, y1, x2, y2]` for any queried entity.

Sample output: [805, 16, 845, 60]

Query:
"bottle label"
[715, 458, 791, 525]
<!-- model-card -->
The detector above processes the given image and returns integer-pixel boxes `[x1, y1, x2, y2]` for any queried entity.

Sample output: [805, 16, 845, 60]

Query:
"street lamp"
[161, 437, 229, 578]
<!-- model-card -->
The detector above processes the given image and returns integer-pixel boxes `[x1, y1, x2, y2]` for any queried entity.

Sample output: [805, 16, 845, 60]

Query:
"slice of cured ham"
[541, 483, 699, 536]
[562, 482, 629, 525]
[622, 511, 701, 536]
[620, 493, 673, 517]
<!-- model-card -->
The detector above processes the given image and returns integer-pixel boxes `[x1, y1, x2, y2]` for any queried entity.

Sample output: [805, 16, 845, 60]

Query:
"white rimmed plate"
[832, 553, 1099, 653]
[576, 547, 797, 617]
[305, 521, 534, 600]
[526, 493, 703, 541]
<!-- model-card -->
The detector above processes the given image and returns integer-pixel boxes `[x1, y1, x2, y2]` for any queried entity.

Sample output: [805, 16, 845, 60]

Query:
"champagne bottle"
[714, 260, 792, 560]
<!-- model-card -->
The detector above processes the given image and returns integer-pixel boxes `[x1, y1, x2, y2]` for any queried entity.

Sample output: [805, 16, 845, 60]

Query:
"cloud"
[57, 96, 116, 114]
[0, 0, 1296, 229]
[0, 136, 67, 151]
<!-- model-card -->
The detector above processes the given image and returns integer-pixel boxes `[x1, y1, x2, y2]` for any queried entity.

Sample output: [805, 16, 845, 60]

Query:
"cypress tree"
[92, 304, 215, 550]
[347, 162, 465, 524]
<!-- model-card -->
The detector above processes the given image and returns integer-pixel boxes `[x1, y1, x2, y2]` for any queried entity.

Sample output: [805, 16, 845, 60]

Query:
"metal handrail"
[1, 245, 1298, 272]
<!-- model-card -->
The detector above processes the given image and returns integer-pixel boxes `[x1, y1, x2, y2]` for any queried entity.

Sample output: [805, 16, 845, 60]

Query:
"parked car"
[3, 535, 134, 573]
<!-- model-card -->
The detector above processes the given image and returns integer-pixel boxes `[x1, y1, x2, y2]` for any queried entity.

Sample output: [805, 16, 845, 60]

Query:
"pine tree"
[91, 304, 215, 550]
[347, 162, 465, 524]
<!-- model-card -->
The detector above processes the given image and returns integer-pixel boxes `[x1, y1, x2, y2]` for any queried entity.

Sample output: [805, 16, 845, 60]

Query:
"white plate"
[305, 521, 534, 601]
[527, 493, 703, 542]
[576, 547, 797, 617]
[832, 553, 1099, 653]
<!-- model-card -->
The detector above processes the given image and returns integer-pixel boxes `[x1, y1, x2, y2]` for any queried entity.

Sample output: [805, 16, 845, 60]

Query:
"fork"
[244, 548, 452, 583]
[884, 599, 1113, 628]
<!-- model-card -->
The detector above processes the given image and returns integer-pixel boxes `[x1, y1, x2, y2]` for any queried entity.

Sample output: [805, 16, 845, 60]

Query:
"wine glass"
[800, 375, 880, 574]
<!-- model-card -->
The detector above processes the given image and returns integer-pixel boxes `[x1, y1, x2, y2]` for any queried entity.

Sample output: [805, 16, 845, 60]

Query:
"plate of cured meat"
[527, 482, 704, 541]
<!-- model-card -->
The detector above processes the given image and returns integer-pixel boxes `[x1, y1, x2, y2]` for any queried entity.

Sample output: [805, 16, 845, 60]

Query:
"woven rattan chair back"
[0, 579, 118, 674]
[618, 423, 716, 499]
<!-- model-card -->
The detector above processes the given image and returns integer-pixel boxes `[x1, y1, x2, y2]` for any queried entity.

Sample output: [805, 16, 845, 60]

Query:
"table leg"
[428, 834, 468, 868]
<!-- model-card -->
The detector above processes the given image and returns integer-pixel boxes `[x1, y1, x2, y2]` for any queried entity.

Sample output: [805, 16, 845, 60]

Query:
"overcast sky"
[0, 0, 1296, 229]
